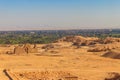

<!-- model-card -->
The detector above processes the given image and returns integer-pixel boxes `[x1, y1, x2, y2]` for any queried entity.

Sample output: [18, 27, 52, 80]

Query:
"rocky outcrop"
[102, 51, 120, 59]
[88, 42, 120, 52]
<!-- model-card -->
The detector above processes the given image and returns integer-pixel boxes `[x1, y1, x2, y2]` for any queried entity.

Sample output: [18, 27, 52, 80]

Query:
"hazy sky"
[0, 0, 120, 30]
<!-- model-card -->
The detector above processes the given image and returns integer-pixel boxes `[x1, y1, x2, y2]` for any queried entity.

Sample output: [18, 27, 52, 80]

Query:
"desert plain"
[0, 36, 120, 80]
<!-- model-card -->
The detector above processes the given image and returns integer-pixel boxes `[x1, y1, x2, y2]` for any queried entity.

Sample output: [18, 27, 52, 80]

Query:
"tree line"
[0, 29, 119, 44]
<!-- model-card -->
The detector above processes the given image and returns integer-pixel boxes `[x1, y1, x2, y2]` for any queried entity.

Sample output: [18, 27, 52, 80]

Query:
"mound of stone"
[56, 36, 85, 42]
[56, 36, 100, 48]
[14, 46, 27, 55]
[42, 44, 61, 51]
[105, 72, 120, 80]
[56, 36, 120, 45]
[73, 40, 96, 47]
[42, 44, 54, 49]
[24, 43, 38, 53]
[23, 43, 32, 53]
[88, 42, 120, 52]
[6, 51, 14, 55]
[102, 51, 120, 59]
[14, 44, 38, 55]
[57, 36, 99, 42]
[13, 71, 78, 80]
[103, 37, 120, 44]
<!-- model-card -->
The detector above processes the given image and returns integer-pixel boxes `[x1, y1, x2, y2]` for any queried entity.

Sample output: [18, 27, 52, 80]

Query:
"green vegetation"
[0, 29, 119, 44]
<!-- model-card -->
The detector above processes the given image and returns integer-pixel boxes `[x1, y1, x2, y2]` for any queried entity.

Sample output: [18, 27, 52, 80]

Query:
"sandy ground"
[0, 44, 120, 80]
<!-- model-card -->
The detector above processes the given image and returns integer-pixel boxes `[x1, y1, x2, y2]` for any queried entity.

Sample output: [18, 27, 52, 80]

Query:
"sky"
[0, 0, 120, 30]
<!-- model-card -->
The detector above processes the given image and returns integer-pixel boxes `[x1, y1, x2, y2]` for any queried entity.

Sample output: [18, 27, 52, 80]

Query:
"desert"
[1, 0, 120, 80]
[0, 35, 120, 80]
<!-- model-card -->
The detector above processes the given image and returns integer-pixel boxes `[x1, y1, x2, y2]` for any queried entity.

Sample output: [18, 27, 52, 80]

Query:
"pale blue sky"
[0, 0, 120, 30]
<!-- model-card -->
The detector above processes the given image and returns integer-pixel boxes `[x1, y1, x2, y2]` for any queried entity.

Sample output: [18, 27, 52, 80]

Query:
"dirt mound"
[42, 44, 61, 51]
[88, 42, 120, 52]
[56, 36, 99, 42]
[73, 40, 96, 48]
[103, 37, 120, 44]
[105, 72, 120, 80]
[6, 51, 14, 55]
[56, 36, 120, 47]
[23, 43, 38, 53]
[56, 36, 100, 48]
[23, 43, 32, 53]
[56, 36, 85, 42]
[14, 44, 38, 55]
[0, 44, 11, 47]
[102, 51, 120, 59]
[14, 46, 27, 55]
[13, 71, 78, 80]
[42, 44, 55, 49]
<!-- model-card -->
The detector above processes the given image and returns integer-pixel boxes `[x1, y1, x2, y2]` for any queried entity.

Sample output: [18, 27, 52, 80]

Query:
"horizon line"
[0, 28, 119, 31]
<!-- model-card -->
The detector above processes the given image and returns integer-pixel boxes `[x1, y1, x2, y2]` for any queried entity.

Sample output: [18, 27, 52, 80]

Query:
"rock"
[105, 72, 120, 80]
